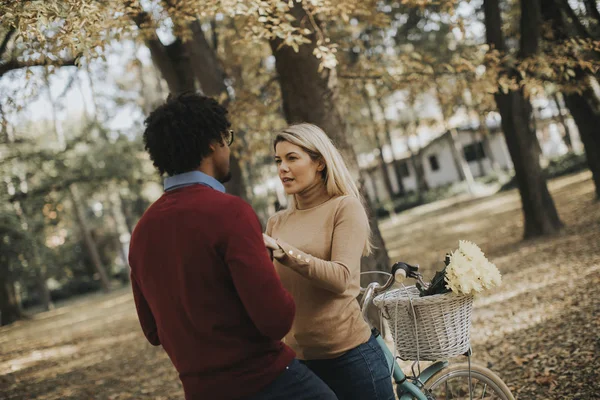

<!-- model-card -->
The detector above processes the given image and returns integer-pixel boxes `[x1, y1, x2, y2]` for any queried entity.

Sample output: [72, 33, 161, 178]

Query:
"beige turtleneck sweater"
[266, 183, 372, 360]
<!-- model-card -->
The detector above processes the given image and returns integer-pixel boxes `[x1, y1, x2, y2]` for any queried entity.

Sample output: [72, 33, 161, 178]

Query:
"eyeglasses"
[223, 129, 234, 146]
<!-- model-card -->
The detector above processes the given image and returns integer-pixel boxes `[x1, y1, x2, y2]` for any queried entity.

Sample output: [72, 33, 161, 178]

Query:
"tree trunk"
[167, 10, 247, 199]
[494, 91, 563, 236]
[447, 129, 476, 192]
[0, 266, 23, 326]
[69, 185, 111, 291]
[480, 129, 501, 174]
[34, 265, 52, 311]
[185, 20, 228, 98]
[471, 131, 486, 177]
[269, 4, 390, 272]
[584, 0, 600, 33]
[17, 204, 54, 311]
[121, 199, 135, 236]
[484, 0, 563, 238]
[434, 84, 476, 192]
[407, 138, 428, 203]
[362, 89, 395, 200]
[519, 0, 541, 57]
[108, 207, 130, 275]
[365, 170, 381, 205]
[238, 130, 256, 200]
[552, 93, 573, 151]
[129, 2, 246, 199]
[375, 96, 405, 195]
[164, 39, 197, 92]
[563, 91, 600, 199]
[375, 144, 395, 201]
[127, 3, 192, 94]
[542, 0, 600, 199]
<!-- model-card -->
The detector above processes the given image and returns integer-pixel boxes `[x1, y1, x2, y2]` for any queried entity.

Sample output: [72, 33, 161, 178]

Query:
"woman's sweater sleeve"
[273, 197, 369, 294]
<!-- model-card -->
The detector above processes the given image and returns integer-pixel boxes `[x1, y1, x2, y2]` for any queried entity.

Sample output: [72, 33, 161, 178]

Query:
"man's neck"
[196, 164, 216, 180]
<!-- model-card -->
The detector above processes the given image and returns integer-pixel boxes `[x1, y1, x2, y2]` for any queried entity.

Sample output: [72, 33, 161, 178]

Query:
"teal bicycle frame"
[360, 269, 448, 400]
[360, 267, 513, 400]
[373, 331, 447, 400]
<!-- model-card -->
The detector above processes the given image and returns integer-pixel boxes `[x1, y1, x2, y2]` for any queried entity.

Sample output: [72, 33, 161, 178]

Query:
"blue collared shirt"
[164, 171, 226, 193]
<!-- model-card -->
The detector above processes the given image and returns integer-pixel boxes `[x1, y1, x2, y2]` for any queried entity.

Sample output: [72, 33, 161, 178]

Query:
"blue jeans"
[246, 359, 338, 399]
[302, 334, 395, 400]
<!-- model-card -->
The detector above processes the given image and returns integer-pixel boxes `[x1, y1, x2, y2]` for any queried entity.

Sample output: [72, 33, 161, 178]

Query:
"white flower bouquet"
[417, 240, 502, 297]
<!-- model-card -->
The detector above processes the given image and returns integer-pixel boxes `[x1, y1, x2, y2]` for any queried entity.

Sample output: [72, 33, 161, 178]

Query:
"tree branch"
[583, 0, 600, 38]
[259, 76, 279, 98]
[484, 0, 507, 52]
[520, 0, 541, 58]
[394, 8, 422, 40]
[0, 28, 16, 59]
[0, 58, 77, 78]
[123, 0, 185, 94]
[558, 0, 594, 39]
[339, 69, 476, 80]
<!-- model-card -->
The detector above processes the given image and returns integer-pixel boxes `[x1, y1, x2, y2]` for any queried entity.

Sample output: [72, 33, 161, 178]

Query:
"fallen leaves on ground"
[1, 171, 599, 399]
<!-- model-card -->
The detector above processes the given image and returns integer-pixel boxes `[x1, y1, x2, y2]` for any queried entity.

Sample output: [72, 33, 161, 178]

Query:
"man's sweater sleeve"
[130, 272, 161, 346]
[224, 201, 295, 340]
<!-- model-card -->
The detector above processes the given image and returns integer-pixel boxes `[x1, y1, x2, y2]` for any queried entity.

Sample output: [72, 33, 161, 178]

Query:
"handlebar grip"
[391, 262, 420, 280]
[394, 268, 407, 284]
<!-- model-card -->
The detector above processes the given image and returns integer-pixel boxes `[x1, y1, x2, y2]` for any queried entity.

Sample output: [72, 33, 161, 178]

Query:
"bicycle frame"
[374, 331, 448, 399]
[360, 268, 513, 400]
[361, 279, 447, 400]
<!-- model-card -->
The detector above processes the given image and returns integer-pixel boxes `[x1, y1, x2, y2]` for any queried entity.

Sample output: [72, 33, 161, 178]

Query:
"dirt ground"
[1, 171, 599, 399]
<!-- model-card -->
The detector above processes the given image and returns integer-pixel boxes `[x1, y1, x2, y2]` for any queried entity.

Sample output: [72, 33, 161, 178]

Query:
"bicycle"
[360, 262, 515, 400]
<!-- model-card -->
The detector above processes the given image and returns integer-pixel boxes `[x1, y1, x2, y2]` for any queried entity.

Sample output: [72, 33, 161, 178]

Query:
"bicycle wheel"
[423, 363, 514, 400]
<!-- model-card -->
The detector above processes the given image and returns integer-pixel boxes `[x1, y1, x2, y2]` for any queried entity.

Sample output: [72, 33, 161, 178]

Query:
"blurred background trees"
[0, 0, 598, 325]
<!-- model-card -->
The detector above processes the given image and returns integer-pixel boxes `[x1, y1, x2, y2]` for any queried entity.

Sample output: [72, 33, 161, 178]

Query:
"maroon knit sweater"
[129, 185, 295, 399]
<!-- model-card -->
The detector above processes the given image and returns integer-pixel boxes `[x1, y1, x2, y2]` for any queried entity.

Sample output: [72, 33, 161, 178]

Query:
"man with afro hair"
[128, 92, 336, 400]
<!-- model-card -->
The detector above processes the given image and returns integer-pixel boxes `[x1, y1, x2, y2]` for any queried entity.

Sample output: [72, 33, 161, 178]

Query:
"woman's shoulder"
[334, 195, 364, 210]
[266, 209, 289, 232]
[332, 195, 367, 219]
[267, 209, 286, 223]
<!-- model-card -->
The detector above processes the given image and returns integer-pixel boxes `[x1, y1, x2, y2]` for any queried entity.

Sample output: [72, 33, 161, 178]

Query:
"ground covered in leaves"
[1, 171, 599, 399]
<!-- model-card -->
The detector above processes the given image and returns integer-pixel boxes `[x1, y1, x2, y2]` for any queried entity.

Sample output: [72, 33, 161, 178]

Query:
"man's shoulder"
[140, 189, 253, 221]
[177, 186, 250, 210]
[202, 191, 259, 223]
[220, 192, 254, 213]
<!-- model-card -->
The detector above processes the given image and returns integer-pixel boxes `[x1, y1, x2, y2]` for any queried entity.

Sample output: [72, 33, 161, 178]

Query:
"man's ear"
[208, 140, 222, 152]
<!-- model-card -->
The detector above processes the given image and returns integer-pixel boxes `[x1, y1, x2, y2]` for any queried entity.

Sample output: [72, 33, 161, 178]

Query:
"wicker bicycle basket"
[373, 286, 474, 361]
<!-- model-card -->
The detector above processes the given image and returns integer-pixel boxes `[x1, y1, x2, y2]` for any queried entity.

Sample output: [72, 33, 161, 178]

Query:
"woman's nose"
[279, 162, 289, 172]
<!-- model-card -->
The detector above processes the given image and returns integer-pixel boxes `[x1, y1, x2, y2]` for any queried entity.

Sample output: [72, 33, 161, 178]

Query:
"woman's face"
[275, 141, 324, 195]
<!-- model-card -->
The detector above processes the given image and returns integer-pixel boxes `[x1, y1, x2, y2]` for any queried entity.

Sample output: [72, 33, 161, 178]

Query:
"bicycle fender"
[418, 361, 449, 386]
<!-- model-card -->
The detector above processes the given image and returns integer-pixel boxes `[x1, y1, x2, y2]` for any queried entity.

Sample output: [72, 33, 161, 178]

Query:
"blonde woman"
[263, 123, 394, 400]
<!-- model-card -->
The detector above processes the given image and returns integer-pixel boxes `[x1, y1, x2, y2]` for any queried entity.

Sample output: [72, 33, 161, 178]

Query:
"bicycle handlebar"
[391, 262, 420, 281]
[359, 261, 422, 329]
[359, 261, 421, 296]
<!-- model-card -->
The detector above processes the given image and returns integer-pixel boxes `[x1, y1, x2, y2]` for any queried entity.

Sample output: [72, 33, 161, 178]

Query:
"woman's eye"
[275, 159, 281, 164]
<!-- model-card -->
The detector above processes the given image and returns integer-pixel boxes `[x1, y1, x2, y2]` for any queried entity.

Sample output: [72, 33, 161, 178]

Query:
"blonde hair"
[274, 123, 373, 255]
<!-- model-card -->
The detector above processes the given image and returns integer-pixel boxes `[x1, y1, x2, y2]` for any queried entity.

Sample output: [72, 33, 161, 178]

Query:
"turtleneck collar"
[294, 178, 331, 210]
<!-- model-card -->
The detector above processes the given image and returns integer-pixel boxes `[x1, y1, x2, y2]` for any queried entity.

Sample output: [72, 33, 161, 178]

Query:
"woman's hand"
[263, 233, 279, 251]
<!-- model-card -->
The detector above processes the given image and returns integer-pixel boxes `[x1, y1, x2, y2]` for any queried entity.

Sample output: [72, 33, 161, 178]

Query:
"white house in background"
[361, 117, 577, 203]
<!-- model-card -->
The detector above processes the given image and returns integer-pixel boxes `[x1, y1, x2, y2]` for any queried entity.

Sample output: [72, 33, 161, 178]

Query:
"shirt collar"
[163, 171, 226, 193]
